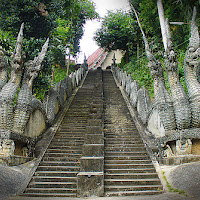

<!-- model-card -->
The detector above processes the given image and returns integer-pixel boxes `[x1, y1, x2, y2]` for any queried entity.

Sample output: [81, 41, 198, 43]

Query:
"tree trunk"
[126, 49, 129, 63]
[157, 0, 167, 51]
[66, 47, 70, 78]
[137, 28, 140, 59]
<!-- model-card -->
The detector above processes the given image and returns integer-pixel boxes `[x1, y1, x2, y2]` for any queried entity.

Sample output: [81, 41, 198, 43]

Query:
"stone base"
[86, 126, 103, 134]
[87, 119, 103, 126]
[82, 144, 104, 156]
[159, 155, 200, 165]
[84, 134, 104, 144]
[80, 156, 104, 172]
[77, 172, 104, 197]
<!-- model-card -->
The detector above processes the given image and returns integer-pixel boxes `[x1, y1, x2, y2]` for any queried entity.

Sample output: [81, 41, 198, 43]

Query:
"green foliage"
[53, 65, 74, 83]
[122, 49, 187, 100]
[0, 30, 15, 52]
[129, 0, 200, 52]
[0, 0, 98, 100]
[118, 0, 196, 99]
[122, 56, 154, 98]
[94, 10, 137, 62]
[177, 50, 187, 92]
[54, 67, 68, 83]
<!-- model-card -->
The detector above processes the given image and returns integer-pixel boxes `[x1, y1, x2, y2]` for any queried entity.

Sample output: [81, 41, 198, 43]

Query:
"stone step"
[24, 187, 76, 194]
[35, 171, 78, 177]
[62, 115, 89, 118]
[105, 155, 150, 160]
[40, 161, 80, 166]
[105, 159, 152, 164]
[31, 176, 77, 182]
[55, 134, 85, 138]
[66, 111, 89, 114]
[46, 149, 82, 154]
[105, 185, 163, 192]
[59, 124, 87, 128]
[105, 136, 141, 139]
[28, 182, 77, 188]
[42, 157, 80, 162]
[105, 144, 144, 147]
[104, 168, 156, 174]
[105, 132, 140, 136]
[22, 193, 76, 197]
[104, 173, 159, 179]
[61, 119, 88, 123]
[104, 190, 163, 197]
[54, 135, 85, 139]
[60, 124, 86, 127]
[105, 138, 143, 142]
[43, 153, 82, 158]
[104, 163, 154, 169]
[58, 129, 86, 132]
[50, 141, 84, 145]
[48, 146, 81, 150]
[105, 147, 146, 151]
[53, 136, 85, 140]
[105, 151, 148, 156]
[52, 138, 84, 142]
[105, 141, 143, 145]
[57, 130, 86, 133]
[37, 166, 80, 172]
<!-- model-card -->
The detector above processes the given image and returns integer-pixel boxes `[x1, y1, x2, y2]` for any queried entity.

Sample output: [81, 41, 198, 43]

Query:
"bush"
[122, 49, 187, 100]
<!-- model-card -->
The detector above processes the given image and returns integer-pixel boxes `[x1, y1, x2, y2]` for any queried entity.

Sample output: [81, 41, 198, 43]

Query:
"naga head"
[186, 6, 200, 69]
[164, 18, 178, 72]
[24, 38, 49, 87]
[185, 46, 200, 68]
[24, 60, 39, 83]
[164, 48, 178, 72]
[148, 56, 163, 79]
[10, 23, 25, 74]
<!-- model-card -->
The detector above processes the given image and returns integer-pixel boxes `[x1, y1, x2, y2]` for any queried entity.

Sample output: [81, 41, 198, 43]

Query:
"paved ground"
[161, 161, 200, 199]
[7, 193, 196, 200]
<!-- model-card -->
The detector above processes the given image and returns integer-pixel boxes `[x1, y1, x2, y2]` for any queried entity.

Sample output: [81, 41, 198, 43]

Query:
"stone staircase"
[22, 71, 97, 197]
[103, 70, 163, 196]
[22, 69, 163, 198]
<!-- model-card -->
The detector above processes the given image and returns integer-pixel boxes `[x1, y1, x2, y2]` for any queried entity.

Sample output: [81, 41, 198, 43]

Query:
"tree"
[94, 10, 137, 63]
[128, 0, 200, 52]
[0, 0, 98, 99]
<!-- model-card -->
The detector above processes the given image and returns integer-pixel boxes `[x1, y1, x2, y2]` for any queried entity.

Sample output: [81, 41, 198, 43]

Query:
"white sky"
[77, 0, 130, 63]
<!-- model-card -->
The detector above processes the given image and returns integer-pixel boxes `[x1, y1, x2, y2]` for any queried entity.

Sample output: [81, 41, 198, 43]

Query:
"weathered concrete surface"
[8, 193, 194, 200]
[163, 161, 200, 199]
[77, 172, 104, 197]
[0, 164, 25, 200]
[24, 109, 46, 138]
[80, 157, 104, 172]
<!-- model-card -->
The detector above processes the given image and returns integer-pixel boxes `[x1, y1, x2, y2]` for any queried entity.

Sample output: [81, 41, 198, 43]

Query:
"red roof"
[87, 48, 104, 67]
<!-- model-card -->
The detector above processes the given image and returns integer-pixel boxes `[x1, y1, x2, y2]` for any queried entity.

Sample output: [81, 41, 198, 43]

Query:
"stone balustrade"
[112, 65, 200, 164]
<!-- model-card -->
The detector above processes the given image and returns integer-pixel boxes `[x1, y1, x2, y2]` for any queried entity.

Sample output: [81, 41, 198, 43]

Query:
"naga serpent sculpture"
[0, 23, 24, 131]
[0, 47, 8, 91]
[12, 38, 49, 134]
[184, 7, 200, 128]
[132, 6, 176, 131]
[164, 18, 191, 129]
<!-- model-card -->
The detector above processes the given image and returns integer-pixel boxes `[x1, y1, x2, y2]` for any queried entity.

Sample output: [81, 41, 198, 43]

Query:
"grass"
[121, 50, 187, 101]
[162, 171, 188, 196]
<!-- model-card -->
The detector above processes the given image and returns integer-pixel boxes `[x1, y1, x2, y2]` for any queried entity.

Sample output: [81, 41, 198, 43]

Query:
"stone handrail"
[112, 64, 200, 163]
